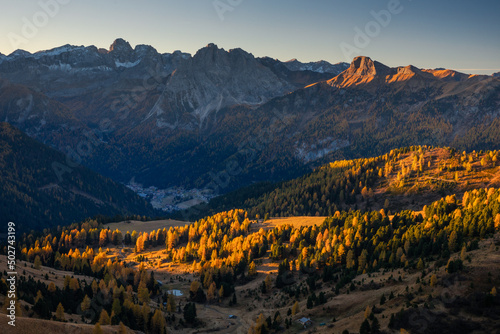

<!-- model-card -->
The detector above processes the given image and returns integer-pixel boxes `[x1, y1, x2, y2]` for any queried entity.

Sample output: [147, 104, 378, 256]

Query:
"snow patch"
[48, 63, 72, 72]
[115, 59, 141, 68]
[93, 65, 113, 72]
[47, 63, 112, 72]
[284, 59, 349, 75]
[33, 45, 82, 58]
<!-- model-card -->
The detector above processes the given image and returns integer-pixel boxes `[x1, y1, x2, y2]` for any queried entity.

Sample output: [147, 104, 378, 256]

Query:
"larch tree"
[48, 282, 57, 293]
[346, 249, 356, 269]
[292, 301, 300, 316]
[265, 274, 272, 291]
[56, 302, 65, 321]
[364, 305, 371, 319]
[207, 282, 217, 302]
[190, 280, 200, 294]
[93, 323, 104, 334]
[430, 274, 438, 287]
[34, 255, 42, 270]
[138, 285, 150, 304]
[99, 309, 111, 325]
[151, 309, 168, 334]
[118, 322, 128, 334]
[34, 290, 43, 304]
[167, 294, 176, 313]
[81, 295, 91, 312]
[248, 261, 257, 276]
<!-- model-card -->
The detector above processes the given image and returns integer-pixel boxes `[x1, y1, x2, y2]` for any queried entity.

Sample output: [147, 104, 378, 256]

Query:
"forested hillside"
[3, 187, 499, 333]
[187, 146, 500, 219]
[0, 123, 160, 231]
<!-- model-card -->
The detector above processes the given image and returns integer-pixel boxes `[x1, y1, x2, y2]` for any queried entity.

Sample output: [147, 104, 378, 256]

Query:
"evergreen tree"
[359, 319, 371, 334]
[183, 302, 197, 324]
[380, 294, 386, 305]
[371, 316, 381, 334]
[306, 296, 313, 309]
[112, 298, 122, 317]
[232, 293, 237, 305]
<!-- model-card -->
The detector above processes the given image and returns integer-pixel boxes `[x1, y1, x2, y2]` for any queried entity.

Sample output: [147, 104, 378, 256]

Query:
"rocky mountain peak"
[397, 65, 420, 75]
[190, 43, 257, 71]
[150, 44, 292, 126]
[347, 56, 390, 76]
[108, 38, 136, 63]
[109, 38, 133, 53]
[9, 49, 32, 58]
[192, 43, 225, 64]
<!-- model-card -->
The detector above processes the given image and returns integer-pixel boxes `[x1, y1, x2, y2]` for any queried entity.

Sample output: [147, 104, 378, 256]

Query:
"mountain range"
[1, 39, 499, 199]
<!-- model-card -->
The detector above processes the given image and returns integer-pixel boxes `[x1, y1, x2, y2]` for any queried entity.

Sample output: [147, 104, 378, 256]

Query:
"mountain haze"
[1, 40, 499, 195]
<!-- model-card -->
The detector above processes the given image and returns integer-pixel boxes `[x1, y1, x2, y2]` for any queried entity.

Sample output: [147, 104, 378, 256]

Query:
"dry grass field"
[103, 218, 190, 233]
[252, 216, 327, 232]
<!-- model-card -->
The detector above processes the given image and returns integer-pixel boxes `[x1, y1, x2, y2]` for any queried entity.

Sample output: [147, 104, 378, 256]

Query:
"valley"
[0, 33, 499, 334]
[125, 183, 215, 213]
[1, 148, 500, 333]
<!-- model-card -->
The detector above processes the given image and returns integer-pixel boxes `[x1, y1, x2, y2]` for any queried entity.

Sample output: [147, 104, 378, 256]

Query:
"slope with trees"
[0, 122, 160, 231]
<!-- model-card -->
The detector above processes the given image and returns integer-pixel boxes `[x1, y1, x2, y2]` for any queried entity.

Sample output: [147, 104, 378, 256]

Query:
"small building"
[297, 317, 312, 328]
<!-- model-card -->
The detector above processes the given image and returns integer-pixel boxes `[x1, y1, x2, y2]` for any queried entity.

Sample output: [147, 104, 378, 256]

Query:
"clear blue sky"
[1, 0, 499, 74]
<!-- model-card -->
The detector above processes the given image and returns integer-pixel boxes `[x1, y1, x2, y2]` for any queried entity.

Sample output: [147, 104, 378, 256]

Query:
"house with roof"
[297, 317, 312, 328]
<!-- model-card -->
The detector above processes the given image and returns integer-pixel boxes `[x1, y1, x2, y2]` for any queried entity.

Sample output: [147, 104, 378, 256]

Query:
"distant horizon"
[1, 1, 499, 75]
[1, 38, 499, 76]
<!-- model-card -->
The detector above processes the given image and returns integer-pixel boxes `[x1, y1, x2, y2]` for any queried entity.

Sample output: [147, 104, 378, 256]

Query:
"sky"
[0, 0, 499, 74]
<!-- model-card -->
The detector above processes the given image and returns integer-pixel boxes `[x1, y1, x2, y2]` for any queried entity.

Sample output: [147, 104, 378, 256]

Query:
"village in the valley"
[126, 181, 215, 212]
